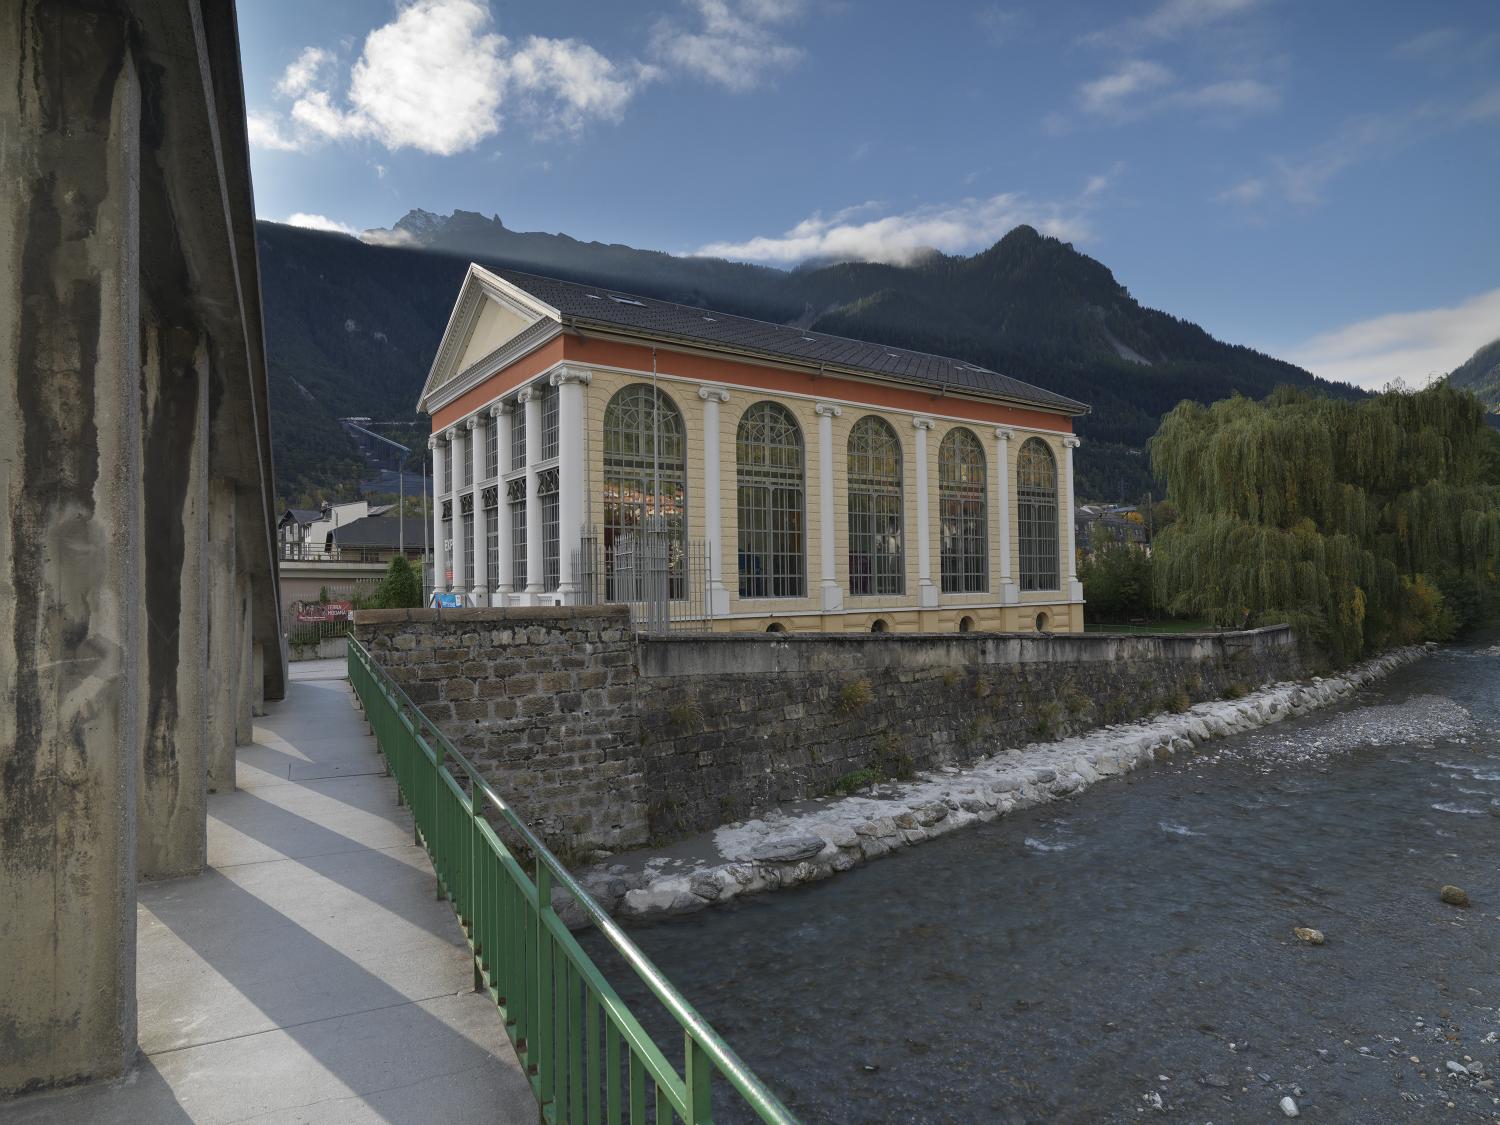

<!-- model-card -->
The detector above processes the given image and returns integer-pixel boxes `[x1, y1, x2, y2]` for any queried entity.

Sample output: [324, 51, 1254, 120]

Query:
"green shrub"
[874, 732, 915, 781]
[830, 768, 883, 795]
[837, 679, 874, 714]
[368, 555, 422, 609]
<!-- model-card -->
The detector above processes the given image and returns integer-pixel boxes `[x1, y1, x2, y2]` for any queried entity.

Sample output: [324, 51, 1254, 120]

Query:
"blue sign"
[432, 592, 463, 608]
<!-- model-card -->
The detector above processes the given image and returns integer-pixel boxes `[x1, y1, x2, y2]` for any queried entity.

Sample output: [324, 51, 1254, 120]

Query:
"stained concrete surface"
[0, 659, 536, 1124]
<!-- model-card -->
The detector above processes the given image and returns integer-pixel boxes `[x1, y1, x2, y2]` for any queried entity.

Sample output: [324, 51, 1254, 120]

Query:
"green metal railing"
[347, 637, 797, 1125]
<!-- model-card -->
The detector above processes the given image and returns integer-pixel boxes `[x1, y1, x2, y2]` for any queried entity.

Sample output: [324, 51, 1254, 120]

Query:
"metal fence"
[576, 521, 712, 634]
[347, 639, 796, 1124]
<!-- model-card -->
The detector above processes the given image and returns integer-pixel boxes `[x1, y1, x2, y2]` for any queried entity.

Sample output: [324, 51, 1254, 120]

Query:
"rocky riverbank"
[563, 645, 1431, 926]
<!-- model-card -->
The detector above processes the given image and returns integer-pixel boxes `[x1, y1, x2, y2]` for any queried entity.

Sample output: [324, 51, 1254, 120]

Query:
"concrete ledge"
[352, 605, 631, 626]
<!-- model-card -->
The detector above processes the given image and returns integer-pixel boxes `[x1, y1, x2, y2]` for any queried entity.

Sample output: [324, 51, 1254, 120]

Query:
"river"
[586, 643, 1500, 1123]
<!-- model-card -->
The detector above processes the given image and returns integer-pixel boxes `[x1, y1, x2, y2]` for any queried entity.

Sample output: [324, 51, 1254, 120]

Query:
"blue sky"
[240, 0, 1500, 388]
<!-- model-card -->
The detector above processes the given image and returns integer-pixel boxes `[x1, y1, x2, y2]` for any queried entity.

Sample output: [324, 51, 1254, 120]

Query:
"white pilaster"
[468, 415, 487, 605]
[523, 387, 543, 597]
[552, 366, 591, 600]
[913, 417, 938, 608]
[698, 387, 731, 616]
[493, 403, 513, 602]
[430, 433, 447, 595]
[995, 428, 1018, 605]
[446, 427, 466, 593]
[814, 402, 842, 612]
[1063, 436, 1083, 602]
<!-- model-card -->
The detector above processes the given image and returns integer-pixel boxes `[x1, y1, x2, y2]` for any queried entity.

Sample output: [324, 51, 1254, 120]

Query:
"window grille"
[1018, 437, 1059, 591]
[847, 416, 904, 596]
[542, 384, 560, 461]
[440, 500, 453, 586]
[939, 427, 988, 594]
[462, 511, 474, 585]
[485, 416, 498, 480]
[602, 385, 687, 601]
[538, 467, 560, 591]
[455, 430, 468, 489]
[484, 487, 499, 589]
[511, 403, 526, 471]
[444, 439, 454, 493]
[509, 490, 527, 590]
[736, 401, 805, 599]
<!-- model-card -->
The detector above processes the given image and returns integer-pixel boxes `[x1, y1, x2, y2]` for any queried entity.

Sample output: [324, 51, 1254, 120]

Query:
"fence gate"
[575, 517, 711, 633]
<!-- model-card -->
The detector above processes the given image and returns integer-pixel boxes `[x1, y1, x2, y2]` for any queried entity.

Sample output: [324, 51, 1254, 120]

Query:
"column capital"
[912, 416, 935, 431]
[517, 386, 536, 405]
[489, 402, 508, 418]
[550, 364, 593, 387]
[697, 385, 731, 404]
[813, 402, 842, 418]
[994, 427, 1013, 442]
[427, 435, 439, 450]
[444, 427, 459, 442]
[1063, 436, 1082, 449]
[464, 415, 480, 431]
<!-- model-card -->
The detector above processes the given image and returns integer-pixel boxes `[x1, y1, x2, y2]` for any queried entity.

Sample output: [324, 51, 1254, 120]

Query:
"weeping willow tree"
[1150, 384, 1500, 663]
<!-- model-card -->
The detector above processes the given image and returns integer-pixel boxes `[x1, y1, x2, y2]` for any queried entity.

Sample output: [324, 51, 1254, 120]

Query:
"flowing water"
[586, 644, 1500, 1123]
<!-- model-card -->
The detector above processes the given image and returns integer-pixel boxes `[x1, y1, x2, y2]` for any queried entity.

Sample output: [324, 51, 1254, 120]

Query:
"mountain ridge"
[258, 210, 1355, 504]
[1447, 337, 1500, 409]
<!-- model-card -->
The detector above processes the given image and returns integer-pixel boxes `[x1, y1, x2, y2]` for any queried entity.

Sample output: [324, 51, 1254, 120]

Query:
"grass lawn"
[1083, 618, 1218, 635]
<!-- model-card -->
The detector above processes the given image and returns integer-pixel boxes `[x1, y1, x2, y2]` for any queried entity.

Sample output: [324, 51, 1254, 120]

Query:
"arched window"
[1018, 437, 1059, 591]
[602, 385, 686, 600]
[939, 428, 987, 593]
[847, 416, 904, 596]
[737, 402, 805, 598]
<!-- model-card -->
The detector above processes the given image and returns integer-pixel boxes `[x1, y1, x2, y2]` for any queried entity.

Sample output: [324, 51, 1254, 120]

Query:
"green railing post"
[686, 1034, 714, 1123]
[536, 862, 554, 1109]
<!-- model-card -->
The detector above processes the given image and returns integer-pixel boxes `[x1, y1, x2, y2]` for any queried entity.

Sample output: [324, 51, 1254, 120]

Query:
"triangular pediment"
[416, 264, 560, 413]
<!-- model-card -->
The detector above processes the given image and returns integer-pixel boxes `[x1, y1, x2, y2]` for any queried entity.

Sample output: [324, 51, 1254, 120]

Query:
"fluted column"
[698, 387, 731, 616]
[523, 388, 543, 597]
[493, 403, 512, 602]
[430, 433, 446, 596]
[814, 402, 842, 612]
[553, 366, 591, 599]
[1063, 436, 1083, 602]
[913, 417, 937, 608]
[468, 415, 487, 605]
[995, 427, 1017, 604]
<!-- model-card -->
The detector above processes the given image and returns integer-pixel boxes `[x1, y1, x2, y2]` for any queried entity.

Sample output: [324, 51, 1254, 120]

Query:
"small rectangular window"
[542, 385, 560, 461]
[486, 417, 498, 480]
[511, 405, 526, 471]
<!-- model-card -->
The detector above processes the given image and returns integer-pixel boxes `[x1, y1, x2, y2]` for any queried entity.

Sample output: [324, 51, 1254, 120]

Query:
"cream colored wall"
[456, 300, 532, 372]
[578, 365, 1083, 633]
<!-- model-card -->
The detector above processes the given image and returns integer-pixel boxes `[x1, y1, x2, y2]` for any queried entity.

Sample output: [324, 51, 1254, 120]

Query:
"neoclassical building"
[418, 264, 1090, 633]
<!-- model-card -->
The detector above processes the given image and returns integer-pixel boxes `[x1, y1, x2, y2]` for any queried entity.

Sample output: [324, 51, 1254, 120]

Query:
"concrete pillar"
[1063, 436, 1083, 602]
[994, 427, 1018, 605]
[697, 387, 731, 616]
[136, 322, 211, 879]
[252, 642, 266, 717]
[523, 388, 544, 597]
[206, 480, 238, 793]
[0, 9, 143, 1090]
[553, 367, 590, 598]
[493, 403, 513, 600]
[235, 574, 254, 746]
[447, 428, 466, 594]
[814, 402, 842, 612]
[429, 433, 446, 596]
[912, 417, 938, 608]
[468, 415, 487, 604]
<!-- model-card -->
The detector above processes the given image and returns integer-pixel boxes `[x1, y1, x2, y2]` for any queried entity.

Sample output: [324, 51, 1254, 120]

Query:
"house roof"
[280, 507, 322, 527]
[331, 515, 429, 549]
[487, 267, 1089, 415]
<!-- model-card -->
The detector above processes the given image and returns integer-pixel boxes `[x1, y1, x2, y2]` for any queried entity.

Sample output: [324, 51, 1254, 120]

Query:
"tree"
[1080, 528, 1153, 620]
[369, 555, 423, 609]
[1149, 384, 1500, 663]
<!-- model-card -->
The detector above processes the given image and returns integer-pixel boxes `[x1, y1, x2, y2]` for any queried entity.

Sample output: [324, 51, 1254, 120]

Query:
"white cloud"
[1177, 77, 1279, 111]
[695, 190, 1097, 267]
[1216, 177, 1264, 205]
[1465, 87, 1500, 121]
[1285, 287, 1500, 389]
[1220, 110, 1429, 208]
[284, 212, 359, 236]
[1085, 0, 1262, 47]
[250, 0, 652, 156]
[1078, 60, 1173, 116]
[976, 6, 1022, 46]
[650, 0, 805, 92]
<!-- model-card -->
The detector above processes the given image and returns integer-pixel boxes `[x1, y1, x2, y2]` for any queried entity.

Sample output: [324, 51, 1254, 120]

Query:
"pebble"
[1446, 1060, 1470, 1075]
[1293, 926, 1325, 945]
[1279, 1095, 1300, 1117]
[1440, 885, 1470, 907]
[1200, 1073, 1231, 1089]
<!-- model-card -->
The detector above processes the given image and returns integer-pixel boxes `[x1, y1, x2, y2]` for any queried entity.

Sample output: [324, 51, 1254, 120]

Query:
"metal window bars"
[736, 402, 805, 599]
[347, 639, 795, 1124]
[939, 428, 988, 594]
[577, 520, 711, 634]
[1017, 437, 1060, 592]
[847, 416, 904, 597]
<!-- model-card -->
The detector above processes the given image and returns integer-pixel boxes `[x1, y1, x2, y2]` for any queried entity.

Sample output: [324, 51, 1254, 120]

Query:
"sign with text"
[293, 600, 353, 623]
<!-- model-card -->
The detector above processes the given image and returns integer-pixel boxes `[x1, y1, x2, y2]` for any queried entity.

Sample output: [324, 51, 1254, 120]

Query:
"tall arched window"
[1018, 437, 1059, 591]
[848, 416, 904, 596]
[737, 402, 805, 598]
[939, 427, 988, 593]
[602, 385, 686, 600]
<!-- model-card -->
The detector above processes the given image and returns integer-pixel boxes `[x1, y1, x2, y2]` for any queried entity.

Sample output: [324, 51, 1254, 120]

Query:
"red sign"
[294, 600, 353, 623]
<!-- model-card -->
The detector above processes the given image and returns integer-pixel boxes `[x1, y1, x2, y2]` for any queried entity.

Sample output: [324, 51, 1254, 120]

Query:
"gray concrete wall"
[354, 609, 1299, 853]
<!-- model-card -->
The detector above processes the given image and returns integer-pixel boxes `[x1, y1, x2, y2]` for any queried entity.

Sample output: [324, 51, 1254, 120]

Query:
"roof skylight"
[608, 295, 645, 306]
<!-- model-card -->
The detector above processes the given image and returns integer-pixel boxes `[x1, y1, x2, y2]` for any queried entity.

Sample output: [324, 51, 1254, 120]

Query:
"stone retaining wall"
[353, 609, 1299, 851]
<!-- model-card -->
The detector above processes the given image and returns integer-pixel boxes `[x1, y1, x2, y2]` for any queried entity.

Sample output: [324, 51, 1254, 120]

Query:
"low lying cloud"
[1285, 287, 1500, 389]
[251, 0, 654, 155]
[695, 182, 1107, 267]
[284, 212, 360, 236]
[649, 0, 806, 92]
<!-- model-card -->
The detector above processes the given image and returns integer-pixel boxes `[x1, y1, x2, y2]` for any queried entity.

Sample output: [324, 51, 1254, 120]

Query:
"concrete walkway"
[1, 660, 536, 1124]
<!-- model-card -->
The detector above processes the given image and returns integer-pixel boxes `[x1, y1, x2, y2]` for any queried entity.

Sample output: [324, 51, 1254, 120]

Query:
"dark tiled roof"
[281, 507, 322, 526]
[492, 268, 1088, 415]
[331, 515, 429, 549]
